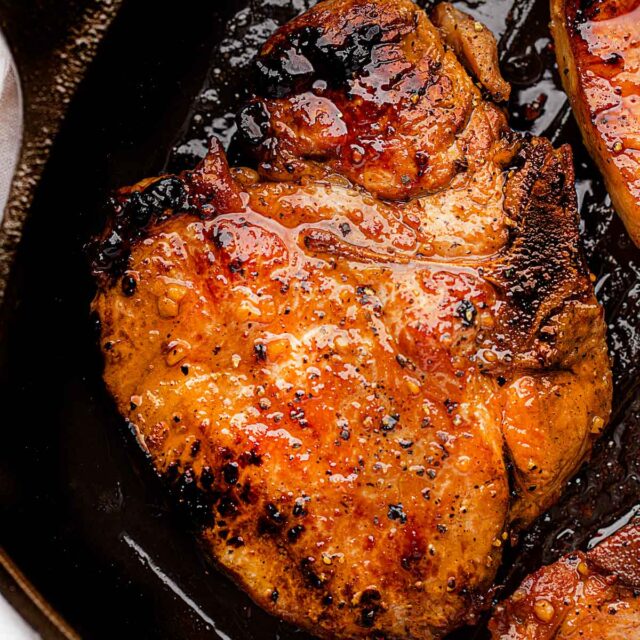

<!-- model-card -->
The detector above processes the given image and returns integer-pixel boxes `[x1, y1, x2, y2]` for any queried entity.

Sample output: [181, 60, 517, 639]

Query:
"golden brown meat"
[432, 3, 511, 102]
[489, 521, 640, 639]
[551, 0, 640, 246]
[91, 1, 612, 638]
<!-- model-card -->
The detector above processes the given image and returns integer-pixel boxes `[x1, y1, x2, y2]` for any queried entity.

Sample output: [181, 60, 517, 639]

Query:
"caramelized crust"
[237, 0, 515, 200]
[551, 0, 640, 246]
[91, 1, 611, 638]
[432, 3, 511, 102]
[490, 522, 640, 639]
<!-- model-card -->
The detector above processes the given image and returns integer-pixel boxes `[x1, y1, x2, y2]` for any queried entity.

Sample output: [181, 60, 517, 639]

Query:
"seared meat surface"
[551, 0, 640, 246]
[91, 1, 611, 638]
[490, 522, 640, 639]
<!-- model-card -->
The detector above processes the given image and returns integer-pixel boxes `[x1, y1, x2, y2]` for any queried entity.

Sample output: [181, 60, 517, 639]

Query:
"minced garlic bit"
[533, 599, 555, 623]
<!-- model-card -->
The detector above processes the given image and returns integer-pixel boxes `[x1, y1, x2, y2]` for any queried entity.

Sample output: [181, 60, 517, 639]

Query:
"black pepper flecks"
[381, 414, 400, 432]
[254, 343, 268, 361]
[387, 503, 407, 524]
[456, 299, 477, 327]
[293, 497, 308, 517]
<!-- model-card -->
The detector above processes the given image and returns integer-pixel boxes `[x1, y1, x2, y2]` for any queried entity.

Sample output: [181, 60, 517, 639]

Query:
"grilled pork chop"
[490, 522, 640, 639]
[91, 0, 612, 637]
[551, 0, 640, 246]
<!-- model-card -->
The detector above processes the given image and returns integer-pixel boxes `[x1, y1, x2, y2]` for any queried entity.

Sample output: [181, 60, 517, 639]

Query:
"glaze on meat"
[91, 1, 612, 637]
[551, 0, 640, 246]
[490, 522, 640, 638]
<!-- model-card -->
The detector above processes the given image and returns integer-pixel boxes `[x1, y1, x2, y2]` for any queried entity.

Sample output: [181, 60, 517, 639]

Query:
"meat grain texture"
[91, 0, 612, 638]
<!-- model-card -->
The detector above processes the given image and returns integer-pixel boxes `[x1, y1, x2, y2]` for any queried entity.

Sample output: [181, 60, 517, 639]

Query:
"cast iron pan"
[0, 0, 639, 638]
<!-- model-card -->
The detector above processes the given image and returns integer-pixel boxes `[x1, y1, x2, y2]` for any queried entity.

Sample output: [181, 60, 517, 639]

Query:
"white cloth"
[0, 30, 21, 219]
[0, 595, 38, 639]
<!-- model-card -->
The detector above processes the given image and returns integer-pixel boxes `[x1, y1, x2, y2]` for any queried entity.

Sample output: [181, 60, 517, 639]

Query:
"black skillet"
[0, 0, 639, 638]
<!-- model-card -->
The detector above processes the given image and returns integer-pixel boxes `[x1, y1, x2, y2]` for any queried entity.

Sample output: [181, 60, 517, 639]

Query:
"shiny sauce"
[569, 0, 640, 201]
[165, 0, 640, 634]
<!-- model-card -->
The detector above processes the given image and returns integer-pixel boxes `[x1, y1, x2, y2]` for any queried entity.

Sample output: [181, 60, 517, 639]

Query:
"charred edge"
[570, 0, 620, 27]
[164, 463, 217, 529]
[89, 176, 188, 283]
[492, 140, 587, 341]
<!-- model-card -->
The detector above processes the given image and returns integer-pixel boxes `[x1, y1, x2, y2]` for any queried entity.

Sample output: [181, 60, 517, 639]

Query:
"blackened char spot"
[121, 274, 137, 296]
[359, 588, 382, 628]
[167, 465, 216, 529]
[217, 494, 239, 518]
[300, 557, 323, 588]
[239, 481, 255, 504]
[200, 465, 214, 488]
[90, 176, 187, 282]
[223, 462, 239, 485]
[266, 502, 285, 523]
[258, 502, 287, 535]
[227, 535, 245, 548]
[140, 177, 187, 216]
[293, 497, 308, 517]
[253, 23, 384, 100]
[254, 343, 268, 362]
[287, 524, 305, 543]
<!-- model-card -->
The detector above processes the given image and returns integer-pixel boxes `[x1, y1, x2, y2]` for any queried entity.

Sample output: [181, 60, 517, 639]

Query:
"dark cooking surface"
[0, 0, 638, 638]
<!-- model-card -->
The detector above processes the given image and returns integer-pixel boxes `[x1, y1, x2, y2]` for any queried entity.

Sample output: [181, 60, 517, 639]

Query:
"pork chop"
[551, 0, 640, 246]
[490, 521, 640, 639]
[91, 1, 612, 637]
